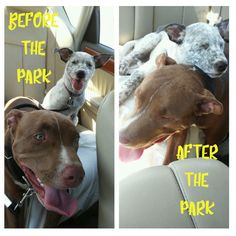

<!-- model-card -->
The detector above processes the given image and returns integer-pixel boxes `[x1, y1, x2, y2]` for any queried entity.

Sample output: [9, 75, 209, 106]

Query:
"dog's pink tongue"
[72, 79, 84, 91]
[119, 144, 144, 162]
[43, 186, 77, 217]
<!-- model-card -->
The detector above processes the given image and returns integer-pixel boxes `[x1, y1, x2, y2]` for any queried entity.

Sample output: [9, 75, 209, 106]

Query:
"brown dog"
[119, 53, 228, 165]
[5, 96, 85, 227]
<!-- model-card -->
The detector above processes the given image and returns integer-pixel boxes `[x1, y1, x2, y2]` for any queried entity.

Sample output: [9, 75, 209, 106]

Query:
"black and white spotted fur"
[42, 48, 110, 125]
[119, 22, 228, 105]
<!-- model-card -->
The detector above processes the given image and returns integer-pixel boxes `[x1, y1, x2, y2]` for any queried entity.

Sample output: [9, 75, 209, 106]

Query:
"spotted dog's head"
[161, 22, 228, 78]
[56, 48, 110, 93]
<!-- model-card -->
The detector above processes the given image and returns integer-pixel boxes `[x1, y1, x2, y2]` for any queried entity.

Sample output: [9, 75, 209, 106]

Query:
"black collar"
[5, 103, 39, 214]
[63, 83, 81, 107]
[5, 102, 40, 185]
[9, 103, 42, 110]
[63, 82, 83, 98]
[12, 96, 70, 113]
[5, 153, 26, 184]
[5, 147, 35, 215]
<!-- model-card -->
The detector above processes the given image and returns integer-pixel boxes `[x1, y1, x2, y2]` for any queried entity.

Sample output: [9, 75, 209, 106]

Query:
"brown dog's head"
[119, 53, 223, 150]
[6, 109, 84, 216]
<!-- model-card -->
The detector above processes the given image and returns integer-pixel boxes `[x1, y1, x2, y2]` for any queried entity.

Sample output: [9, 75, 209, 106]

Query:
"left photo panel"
[4, 6, 114, 228]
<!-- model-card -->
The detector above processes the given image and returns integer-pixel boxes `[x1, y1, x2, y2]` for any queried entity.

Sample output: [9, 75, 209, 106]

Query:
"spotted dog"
[42, 48, 110, 125]
[119, 22, 228, 105]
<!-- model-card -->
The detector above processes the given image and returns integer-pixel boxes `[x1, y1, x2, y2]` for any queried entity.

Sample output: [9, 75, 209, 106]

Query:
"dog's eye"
[161, 115, 176, 121]
[200, 43, 209, 50]
[161, 116, 171, 120]
[86, 62, 92, 68]
[72, 60, 78, 65]
[34, 132, 46, 141]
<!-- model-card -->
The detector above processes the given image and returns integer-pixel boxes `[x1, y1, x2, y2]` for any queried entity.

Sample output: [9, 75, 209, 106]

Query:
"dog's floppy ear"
[55, 48, 74, 63]
[158, 23, 186, 44]
[6, 109, 25, 131]
[94, 54, 111, 68]
[215, 19, 229, 42]
[155, 53, 176, 69]
[195, 89, 223, 116]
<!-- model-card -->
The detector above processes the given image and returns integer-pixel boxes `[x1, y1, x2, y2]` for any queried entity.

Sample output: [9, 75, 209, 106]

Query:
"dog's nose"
[62, 165, 85, 187]
[76, 70, 86, 79]
[119, 131, 130, 144]
[214, 60, 228, 73]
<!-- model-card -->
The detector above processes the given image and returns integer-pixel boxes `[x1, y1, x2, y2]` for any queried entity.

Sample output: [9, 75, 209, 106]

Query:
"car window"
[63, 6, 83, 29]
[100, 6, 114, 49]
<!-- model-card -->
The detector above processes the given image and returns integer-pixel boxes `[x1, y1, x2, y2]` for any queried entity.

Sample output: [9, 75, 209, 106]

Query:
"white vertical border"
[0, 0, 235, 235]
[0, 3, 4, 231]
[114, 3, 120, 230]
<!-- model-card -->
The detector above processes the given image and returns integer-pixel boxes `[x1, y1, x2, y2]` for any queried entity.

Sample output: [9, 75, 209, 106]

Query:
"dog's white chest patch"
[59, 145, 71, 164]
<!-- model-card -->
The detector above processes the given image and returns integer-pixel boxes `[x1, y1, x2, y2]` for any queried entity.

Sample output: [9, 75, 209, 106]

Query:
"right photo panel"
[119, 6, 229, 228]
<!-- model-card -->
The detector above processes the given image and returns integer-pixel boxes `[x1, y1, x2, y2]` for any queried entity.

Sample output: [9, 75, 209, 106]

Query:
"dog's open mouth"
[119, 135, 169, 162]
[21, 165, 77, 217]
[71, 78, 84, 91]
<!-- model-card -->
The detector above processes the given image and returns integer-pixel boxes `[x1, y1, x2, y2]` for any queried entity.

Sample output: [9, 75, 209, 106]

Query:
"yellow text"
[185, 172, 209, 188]
[180, 200, 215, 216]
[8, 12, 58, 31]
[176, 144, 218, 160]
[17, 68, 51, 84]
[21, 40, 46, 56]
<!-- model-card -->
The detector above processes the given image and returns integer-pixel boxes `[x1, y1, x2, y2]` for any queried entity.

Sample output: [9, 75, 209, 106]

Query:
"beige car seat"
[120, 159, 229, 228]
[96, 91, 114, 228]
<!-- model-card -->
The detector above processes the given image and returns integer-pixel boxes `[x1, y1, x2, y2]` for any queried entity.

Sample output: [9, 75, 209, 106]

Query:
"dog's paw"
[119, 60, 130, 75]
[119, 90, 129, 105]
[131, 70, 145, 85]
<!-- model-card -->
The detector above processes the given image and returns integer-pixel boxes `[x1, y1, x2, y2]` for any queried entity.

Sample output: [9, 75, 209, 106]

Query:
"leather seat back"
[120, 159, 229, 228]
[119, 6, 229, 45]
[96, 91, 114, 227]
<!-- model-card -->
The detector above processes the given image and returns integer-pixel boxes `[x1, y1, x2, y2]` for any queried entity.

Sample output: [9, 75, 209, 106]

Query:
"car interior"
[5, 6, 114, 228]
[4, 5, 230, 229]
[119, 6, 229, 228]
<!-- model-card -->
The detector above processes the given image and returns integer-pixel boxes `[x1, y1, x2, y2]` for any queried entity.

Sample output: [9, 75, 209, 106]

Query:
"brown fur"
[5, 97, 84, 227]
[120, 53, 228, 165]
